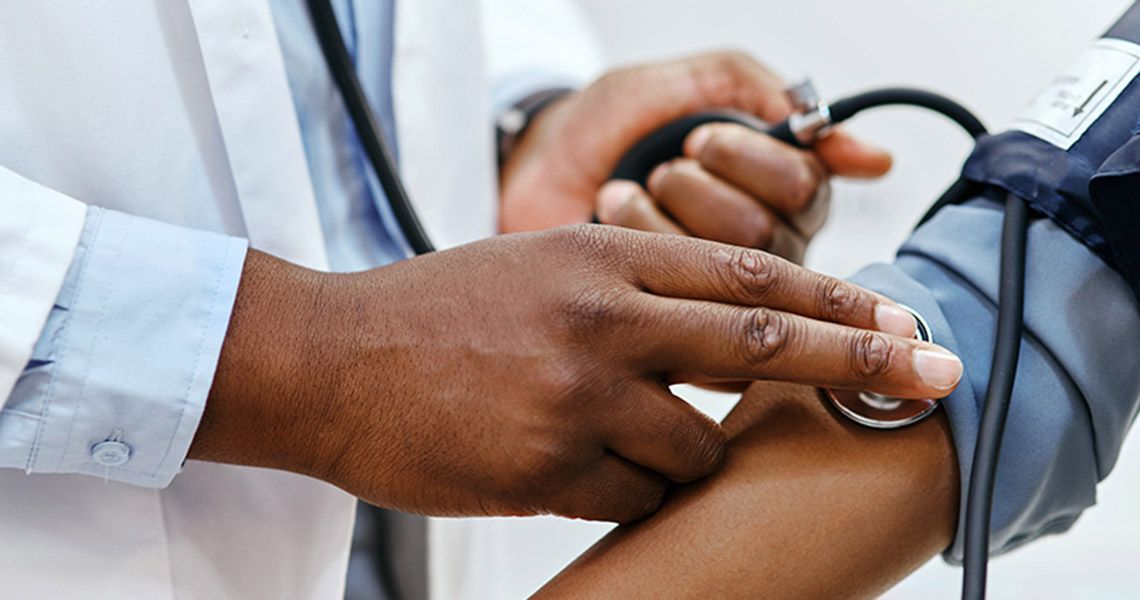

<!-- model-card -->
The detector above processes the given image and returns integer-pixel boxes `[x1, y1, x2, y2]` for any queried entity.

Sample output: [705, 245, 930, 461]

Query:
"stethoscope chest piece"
[824, 305, 940, 429]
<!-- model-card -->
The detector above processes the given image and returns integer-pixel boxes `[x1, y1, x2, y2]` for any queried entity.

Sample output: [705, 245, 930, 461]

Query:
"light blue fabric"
[0, 0, 406, 487]
[1, 207, 246, 487]
[850, 197, 1140, 560]
[268, 0, 409, 271]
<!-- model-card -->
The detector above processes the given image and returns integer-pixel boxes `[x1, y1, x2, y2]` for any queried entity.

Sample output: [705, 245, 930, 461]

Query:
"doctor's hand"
[191, 226, 960, 523]
[498, 51, 892, 263]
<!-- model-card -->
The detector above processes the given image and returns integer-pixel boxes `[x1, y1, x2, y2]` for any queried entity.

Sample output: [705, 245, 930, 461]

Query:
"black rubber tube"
[609, 87, 985, 194]
[961, 191, 1029, 600]
[307, 0, 435, 255]
[608, 112, 771, 185]
[829, 88, 988, 230]
[829, 88, 987, 138]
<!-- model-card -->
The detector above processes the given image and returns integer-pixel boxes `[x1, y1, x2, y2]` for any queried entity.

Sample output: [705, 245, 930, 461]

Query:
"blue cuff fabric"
[0, 207, 247, 488]
[849, 198, 1140, 562]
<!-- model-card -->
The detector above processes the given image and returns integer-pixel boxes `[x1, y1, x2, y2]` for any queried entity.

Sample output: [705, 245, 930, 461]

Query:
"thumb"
[813, 128, 893, 178]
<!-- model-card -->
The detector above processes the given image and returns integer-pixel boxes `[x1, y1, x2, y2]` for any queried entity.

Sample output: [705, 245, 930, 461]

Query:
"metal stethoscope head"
[823, 305, 941, 429]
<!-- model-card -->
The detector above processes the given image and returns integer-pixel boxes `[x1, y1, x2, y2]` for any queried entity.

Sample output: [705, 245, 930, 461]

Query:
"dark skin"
[189, 227, 957, 523]
[189, 48, 961, 533]
[515, 52, 958, 598]
[536, 380, 958, 599]
[500, 51, 893, 264]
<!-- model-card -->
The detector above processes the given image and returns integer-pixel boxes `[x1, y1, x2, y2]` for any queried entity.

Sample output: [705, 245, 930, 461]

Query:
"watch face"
[823, 305, 941, 429]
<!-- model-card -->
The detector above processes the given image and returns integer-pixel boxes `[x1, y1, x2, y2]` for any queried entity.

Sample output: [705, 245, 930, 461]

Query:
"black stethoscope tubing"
[307, 0, 435, 255]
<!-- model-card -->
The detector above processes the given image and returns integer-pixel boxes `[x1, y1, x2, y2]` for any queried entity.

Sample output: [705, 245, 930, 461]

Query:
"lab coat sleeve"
[848, 197, 1140, 562]
[1, 185, 247, 488]
[480, 0, 606, 115]
[0, 168, 86, 414]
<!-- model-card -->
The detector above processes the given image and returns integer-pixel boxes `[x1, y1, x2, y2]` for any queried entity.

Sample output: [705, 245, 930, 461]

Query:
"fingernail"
[914, 349, 963, 391]
[647, 164, 669, 192]
[684, 125, 714, 157]
[875, 304, 917, 338]
[597, 180, 638, 222]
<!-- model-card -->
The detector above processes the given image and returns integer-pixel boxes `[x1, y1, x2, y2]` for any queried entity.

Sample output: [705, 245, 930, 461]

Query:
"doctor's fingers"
[596, 175, 807, 262]
[596, 180, 687, 237]
[648, 158, 812, 257]
[683, 122, 831, 235]
[634, 298, 963, 400]
[813, 127, 894, 179]
[616, 235, 916, 339]
[601, 382, 726, 484]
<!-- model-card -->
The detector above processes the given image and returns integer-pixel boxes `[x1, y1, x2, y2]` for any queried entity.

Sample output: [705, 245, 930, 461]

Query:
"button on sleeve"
[1, 206, 247, 488]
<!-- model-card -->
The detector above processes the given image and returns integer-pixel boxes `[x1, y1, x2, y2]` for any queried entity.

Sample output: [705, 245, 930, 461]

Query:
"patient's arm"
[536, 381, 958, 599]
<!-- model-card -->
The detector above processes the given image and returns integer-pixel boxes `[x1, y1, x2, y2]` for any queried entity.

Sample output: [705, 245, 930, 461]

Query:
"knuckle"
[693, 64, 739, 109]
[648, 160, 678, 193]
[654, 158, 705, 194]
[705, 50, 755, 82]
[557, 287, 645, 338]
[670, 157, 703, 178]
[851, 331, 894, 379]
[708, 49, 749, 66]
[594, 69, 619, 87]
[594, 68, 633, 93]
[718, 248, 781, 301]
[739, 308, 790, 365]
[818, 278, 862, 323]
[558, 223, 613, 257]
[722, 49, 756, 66]
[787, 164, 819, 209]
[696, 127, 734, 165]
[558, 286, 622, 333]
[692, 50, 782, 117]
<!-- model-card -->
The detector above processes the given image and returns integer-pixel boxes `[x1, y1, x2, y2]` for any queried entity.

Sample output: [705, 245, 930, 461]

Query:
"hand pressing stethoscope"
[307, 0, 1022, 595]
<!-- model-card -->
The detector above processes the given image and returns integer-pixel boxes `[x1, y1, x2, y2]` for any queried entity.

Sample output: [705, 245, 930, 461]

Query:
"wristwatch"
[495, 87, 574, 166]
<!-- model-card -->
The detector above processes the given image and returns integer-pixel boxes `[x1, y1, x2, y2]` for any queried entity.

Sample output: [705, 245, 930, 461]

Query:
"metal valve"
[784, 79, 833, 145]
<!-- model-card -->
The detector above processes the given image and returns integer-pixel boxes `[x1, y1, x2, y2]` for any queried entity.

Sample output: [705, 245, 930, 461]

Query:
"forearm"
[537, 380, 957, 599]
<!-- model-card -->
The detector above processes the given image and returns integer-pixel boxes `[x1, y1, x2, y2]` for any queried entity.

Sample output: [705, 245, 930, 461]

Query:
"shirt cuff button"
[91, 440, 132, 467]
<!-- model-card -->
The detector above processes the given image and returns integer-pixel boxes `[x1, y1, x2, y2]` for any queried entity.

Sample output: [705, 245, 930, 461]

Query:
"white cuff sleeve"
[0, 167, 86, 403]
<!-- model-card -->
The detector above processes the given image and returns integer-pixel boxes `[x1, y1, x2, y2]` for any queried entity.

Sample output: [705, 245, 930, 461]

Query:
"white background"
[569, 1, 1140, 597]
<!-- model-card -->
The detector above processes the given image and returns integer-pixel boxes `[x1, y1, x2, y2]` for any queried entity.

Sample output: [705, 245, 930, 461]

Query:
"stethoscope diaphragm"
[823, 305, 941, 429]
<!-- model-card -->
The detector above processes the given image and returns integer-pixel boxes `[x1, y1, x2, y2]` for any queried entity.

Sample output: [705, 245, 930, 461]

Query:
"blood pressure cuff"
[956, 3, 1140, 304]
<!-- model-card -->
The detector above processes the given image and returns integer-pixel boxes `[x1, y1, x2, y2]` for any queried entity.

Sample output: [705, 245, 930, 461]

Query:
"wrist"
[191, 250, 346, 479]
[499, 94, 601, 231]
[496, 87, 576, 172]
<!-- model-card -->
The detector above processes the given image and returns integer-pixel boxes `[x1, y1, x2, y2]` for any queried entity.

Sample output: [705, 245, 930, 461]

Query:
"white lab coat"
[0, 0, 603, 598]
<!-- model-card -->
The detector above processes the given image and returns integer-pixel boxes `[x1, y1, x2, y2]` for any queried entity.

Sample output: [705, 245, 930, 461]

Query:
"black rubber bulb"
[608, 111, 803, 186]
